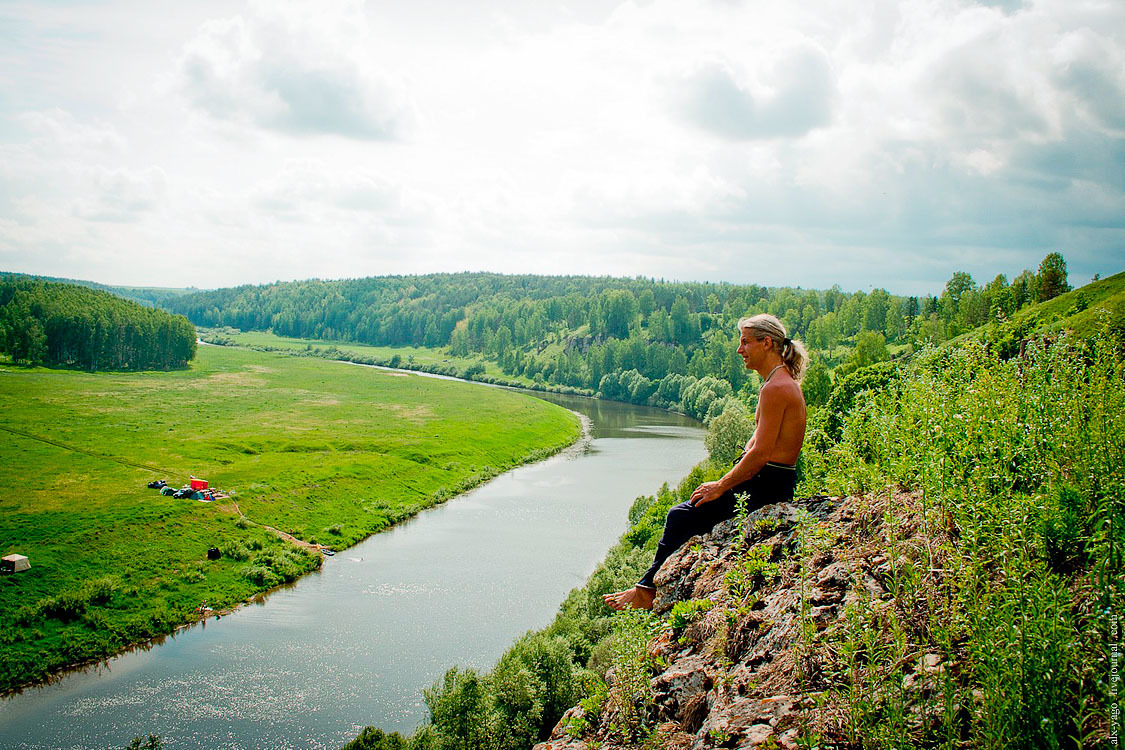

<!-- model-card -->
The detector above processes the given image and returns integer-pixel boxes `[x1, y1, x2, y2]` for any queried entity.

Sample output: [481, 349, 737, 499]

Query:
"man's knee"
[666, 501, 696, 525]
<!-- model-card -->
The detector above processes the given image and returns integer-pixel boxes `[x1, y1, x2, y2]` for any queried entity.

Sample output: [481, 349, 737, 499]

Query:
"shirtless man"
[604, 313, 808, 610]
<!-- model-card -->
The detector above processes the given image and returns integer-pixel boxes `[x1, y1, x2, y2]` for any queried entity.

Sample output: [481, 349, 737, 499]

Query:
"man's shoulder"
[761, 375, 805, 404]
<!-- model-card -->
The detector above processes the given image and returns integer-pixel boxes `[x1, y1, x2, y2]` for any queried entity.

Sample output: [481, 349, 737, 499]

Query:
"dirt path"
[226, 501, 324, 551]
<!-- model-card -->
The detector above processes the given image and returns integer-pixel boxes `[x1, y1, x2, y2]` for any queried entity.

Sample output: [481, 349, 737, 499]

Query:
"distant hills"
[0, 271, 199, 309]
[4, 262, 1120, 396]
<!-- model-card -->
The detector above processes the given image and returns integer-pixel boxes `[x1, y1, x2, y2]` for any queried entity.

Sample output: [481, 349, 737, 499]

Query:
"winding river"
[0, 388, 704, 749]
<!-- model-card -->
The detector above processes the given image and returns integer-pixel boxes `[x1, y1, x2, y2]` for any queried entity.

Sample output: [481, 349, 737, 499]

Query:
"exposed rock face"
[535, 491, 935, 749]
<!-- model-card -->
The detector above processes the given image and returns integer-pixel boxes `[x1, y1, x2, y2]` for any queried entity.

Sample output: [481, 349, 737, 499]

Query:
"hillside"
[530, 329, 1122, 749]
[0, 271, 199, 308]
[535, 492, 923, 749]
[954, 269, 1124, 352]
[345, 316, 1122, 749]
[1004, 269, 1125, 336]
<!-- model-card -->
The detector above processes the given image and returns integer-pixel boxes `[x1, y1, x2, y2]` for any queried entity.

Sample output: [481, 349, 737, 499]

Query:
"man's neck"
[756, 355, 785, 383]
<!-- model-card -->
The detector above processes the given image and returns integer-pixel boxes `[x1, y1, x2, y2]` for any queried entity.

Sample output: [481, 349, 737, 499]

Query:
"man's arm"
[690, 383, 787, 505]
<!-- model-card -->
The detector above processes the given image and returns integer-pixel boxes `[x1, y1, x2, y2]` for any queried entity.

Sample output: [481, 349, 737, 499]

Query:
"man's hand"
[690, 481, 724, 506]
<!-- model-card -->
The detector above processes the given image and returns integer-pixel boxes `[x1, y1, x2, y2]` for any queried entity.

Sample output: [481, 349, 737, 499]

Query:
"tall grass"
[801, 327, 1123, 747]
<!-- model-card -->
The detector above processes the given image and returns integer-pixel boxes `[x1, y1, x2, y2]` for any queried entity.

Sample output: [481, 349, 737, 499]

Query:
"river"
[0, 388, 705, 749]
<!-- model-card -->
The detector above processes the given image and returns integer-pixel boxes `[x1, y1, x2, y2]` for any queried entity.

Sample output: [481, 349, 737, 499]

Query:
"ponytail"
[778, 336, 809, 382]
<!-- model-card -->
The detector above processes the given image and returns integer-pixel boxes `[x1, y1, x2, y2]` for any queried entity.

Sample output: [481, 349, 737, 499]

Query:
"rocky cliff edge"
[535, 489, 947, 749]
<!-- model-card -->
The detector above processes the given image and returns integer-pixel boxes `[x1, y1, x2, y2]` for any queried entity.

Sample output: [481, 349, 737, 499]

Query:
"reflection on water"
[0, 389, 704, 750]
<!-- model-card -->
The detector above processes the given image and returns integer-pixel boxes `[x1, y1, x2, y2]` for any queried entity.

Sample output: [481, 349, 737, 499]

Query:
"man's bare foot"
[603, 586, 655, 611]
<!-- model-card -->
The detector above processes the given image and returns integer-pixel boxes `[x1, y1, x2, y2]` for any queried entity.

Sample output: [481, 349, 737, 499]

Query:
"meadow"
[203, 328, 533, 386]
[0, 344, 580, 693]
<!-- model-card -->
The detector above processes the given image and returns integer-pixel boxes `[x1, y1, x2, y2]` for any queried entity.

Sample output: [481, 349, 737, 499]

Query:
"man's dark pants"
[637, 462, 797, 589]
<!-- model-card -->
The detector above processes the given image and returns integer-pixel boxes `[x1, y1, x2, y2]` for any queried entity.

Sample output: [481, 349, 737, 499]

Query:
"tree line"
[168, 254, 1072, 417]
[0, 278, 197, 371]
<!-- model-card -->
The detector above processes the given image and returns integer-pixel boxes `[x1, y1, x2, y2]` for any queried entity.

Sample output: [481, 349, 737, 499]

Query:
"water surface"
[0, 388, 704, 749]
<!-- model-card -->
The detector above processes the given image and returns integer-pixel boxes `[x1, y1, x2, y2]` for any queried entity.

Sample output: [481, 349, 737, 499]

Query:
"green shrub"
[623, 517, 660, 548]
[667, 597, 715, 632]
[803, 330, 1124, 747]
[124, 733, 164, 749]
[13, 604, 39, 626]
[343, 727, 409, 750]
[604, 609, 657, 741]
[724, 545, 779, 602]
[563, 676, 607, 739]
[241, 547, 318, 587]
[39, 590, 88, 622]
[220, 541, 251, 561]
[241, 565, 281, 588]
[424, 667, 494, 748]
[1037, 484, 1085, 570]
[82, 576, 119, 605]
[704, 399, 753, 466]
[823, 361, 900, 440]
[627, 491, 656, 528]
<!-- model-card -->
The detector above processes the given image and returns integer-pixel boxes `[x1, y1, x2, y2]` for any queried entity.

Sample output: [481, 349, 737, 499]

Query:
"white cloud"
[673, 44, 837, 140]
[177, 0, 411, 139]
[70, 166, 167, 223]
[17, 109, 127, 154]
[248, 159, 423, 225]
[1051, 27, 1125, 131]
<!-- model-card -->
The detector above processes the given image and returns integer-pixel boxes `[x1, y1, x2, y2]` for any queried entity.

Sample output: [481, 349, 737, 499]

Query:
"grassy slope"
[0, 344, 580, 692]
[378, 295, 1125, 749]
[1016, 269, 1125, 334]
[963, 270, 1125, 343]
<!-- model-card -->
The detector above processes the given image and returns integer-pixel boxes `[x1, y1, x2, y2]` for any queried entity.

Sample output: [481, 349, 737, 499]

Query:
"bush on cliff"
[795, 327, 1123, 747]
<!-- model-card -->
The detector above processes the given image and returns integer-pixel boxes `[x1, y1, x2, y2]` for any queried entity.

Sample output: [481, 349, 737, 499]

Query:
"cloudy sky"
[1, 0, 1122, 294]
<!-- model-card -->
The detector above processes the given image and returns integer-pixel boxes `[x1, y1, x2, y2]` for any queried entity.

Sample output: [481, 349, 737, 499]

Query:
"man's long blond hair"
[738, 313, 809, 382]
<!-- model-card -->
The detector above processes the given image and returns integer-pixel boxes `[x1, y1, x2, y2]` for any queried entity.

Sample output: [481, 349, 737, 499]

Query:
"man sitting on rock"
[604, 313, 808, 610]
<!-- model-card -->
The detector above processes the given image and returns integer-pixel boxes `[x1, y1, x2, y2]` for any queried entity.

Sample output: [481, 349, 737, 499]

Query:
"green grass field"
[0, 344, 580, 692]
[208, 328, 535, 385]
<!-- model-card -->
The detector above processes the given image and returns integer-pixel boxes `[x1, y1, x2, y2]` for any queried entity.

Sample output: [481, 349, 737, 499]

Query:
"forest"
[0, 277, 197, 371]
[168, 254, 1072, 421]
